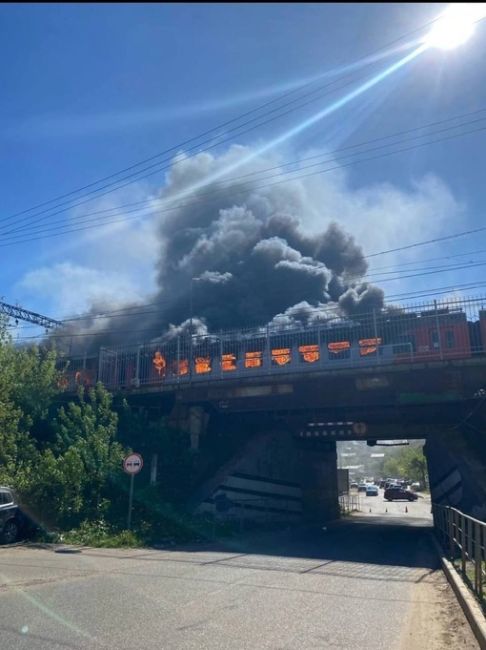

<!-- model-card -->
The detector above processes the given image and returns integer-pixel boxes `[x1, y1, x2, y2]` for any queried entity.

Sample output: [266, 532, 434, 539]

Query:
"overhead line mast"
[0, 300, 62, 329]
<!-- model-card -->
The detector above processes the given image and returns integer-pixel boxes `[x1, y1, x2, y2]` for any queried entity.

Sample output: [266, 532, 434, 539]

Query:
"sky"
[2, 3, 486, 341]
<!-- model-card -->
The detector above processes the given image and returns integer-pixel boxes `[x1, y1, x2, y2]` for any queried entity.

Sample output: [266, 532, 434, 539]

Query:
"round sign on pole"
[352, 422, 367, 436]
[123, 453, 143, 475]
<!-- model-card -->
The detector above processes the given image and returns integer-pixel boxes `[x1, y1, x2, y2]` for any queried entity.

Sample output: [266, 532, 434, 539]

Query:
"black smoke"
[55, 147, 385, 352]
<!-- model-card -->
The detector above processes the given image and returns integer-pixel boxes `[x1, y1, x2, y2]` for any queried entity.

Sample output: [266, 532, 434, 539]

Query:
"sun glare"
[425, 3, 486, 50]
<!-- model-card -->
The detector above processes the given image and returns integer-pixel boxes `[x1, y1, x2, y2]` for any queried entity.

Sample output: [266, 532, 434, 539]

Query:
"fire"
[57, 375, 69, 389]
[328, 341, 351, 353]
[195, 356, 211, 374]
[174, 359, 189, 376]
[245, 351, 262, 368]
[221, 353, 237, 371]
[272, 348, 291, 365]
[152, 351, 166, 376]
[298, 344, 320, 363]
[359, 337, 382, 356]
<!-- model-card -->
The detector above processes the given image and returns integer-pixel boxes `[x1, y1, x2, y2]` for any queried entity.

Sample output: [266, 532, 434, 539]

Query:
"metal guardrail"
[60, 295, 486, 391]
[432, 503, 486, 607]
[339, 493, 361, 514]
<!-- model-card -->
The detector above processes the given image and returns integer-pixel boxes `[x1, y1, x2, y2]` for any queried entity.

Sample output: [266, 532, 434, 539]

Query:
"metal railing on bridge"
[339, 493, 362, 514]
[63, 295, 486, 391]
[432, 503, 486, 609]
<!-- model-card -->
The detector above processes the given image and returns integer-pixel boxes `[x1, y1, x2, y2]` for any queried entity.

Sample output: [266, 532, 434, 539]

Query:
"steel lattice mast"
[0, 300, 62, 329]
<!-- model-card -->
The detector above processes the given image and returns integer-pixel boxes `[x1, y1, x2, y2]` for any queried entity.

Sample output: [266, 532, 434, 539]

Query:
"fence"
[62, 295, 486, 391]
[339, 493, 361, 514]
[432, 503, 486, 608]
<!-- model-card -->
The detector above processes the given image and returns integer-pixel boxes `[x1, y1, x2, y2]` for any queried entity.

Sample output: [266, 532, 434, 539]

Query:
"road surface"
[0, 495, 478, 649]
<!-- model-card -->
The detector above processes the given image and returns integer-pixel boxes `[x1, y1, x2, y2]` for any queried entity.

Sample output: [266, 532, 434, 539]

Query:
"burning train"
[60, 299, 486, 392]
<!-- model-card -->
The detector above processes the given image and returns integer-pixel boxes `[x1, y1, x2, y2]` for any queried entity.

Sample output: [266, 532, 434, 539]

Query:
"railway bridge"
[54, 296, 486, 522]
[109, 353, 486, 523]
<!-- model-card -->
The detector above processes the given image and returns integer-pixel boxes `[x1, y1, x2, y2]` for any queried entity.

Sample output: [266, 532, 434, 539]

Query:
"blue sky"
[2, 3, 486, 339]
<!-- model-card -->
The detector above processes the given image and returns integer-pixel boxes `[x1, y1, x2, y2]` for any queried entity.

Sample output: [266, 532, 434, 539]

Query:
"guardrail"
[432, 503, 486, 608]
[339, 493, 361, 514]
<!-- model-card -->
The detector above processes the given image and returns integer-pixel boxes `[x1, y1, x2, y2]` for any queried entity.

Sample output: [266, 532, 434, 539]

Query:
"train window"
[358, 337, 382, 356]
[173, 359, 189, 376]
[393, 343, 410, 355]
[221, 353, 237, 371]
[245, 351, 263, 368]
[298, 344, 320, 363]
[271, 348, 291, 365]
[446, 330, 455, 349]
[195, 356, 211, 374]
[430, 329, 439, 349]
[328, 341, 351, 360]
[152, 351, 166, 376]
[396, 335, 416, 353]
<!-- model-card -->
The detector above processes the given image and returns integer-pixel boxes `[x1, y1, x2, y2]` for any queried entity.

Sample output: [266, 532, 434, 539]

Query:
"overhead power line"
[1, 120, 485, 247]
[3, 106, 485, 238]
[11, 288, 486, 343]
[1, 15, 442, 232]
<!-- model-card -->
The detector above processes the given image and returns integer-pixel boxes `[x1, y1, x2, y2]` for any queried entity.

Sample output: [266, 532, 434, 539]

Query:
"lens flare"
[160, 44, 426, 206]
[424, 3, 486, 50]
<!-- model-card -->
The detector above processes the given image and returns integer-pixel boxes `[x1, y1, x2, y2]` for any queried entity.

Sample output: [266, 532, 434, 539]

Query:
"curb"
[429, 533, 486, 650]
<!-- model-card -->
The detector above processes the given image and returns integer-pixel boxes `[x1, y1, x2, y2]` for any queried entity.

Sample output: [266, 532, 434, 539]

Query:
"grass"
[453, 558, 486, 611]
[46, 509, 238, 549]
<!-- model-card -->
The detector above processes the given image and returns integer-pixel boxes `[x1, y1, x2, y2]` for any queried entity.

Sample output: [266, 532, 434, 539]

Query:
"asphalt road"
[0, 494, 478, 650]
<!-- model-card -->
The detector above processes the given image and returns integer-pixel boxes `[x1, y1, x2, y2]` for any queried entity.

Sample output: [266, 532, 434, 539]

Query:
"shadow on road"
[75, 513, 438, 583]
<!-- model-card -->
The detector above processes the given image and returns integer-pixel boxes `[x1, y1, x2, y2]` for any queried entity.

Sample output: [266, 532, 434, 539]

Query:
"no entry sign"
[123, 453, 143, 475]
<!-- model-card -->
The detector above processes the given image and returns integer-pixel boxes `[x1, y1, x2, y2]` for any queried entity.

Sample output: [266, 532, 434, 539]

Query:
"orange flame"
[245, 351, 262, 368]
[272, 348, 291, 365]
[222, 353, 237, 371]
[328, 341, 351, 353]
[195, 356, 211, 374]
[359, 337, 382, 356]
[153, 351, 167, 376]
[174, 359, 189, 376]
[298, 344, 320, 363]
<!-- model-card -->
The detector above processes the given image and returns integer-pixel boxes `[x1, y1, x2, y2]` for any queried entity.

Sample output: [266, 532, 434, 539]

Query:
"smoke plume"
[57, 145, 385, 352]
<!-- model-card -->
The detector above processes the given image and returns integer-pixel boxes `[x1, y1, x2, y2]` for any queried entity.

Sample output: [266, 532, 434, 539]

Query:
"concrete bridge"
[61, 298, 486, 522]
[113, 353, 486, 524]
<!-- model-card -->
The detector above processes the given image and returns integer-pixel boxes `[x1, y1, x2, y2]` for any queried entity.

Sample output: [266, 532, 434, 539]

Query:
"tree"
[0, 322, 39, 483]
[383, 444, 428, 486]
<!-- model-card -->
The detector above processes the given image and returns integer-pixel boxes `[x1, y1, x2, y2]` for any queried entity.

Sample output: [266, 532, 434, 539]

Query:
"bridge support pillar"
[188, 405, 207, 451]
[298, 441, 339, 522]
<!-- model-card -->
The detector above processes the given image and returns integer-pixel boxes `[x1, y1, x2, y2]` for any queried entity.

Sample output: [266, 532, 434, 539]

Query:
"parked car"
[0, 487, 22, 543]
[384, 487, 418, 502]
[357, 484, 368, 493]
[366, 485, 379, 496]
[0, 487, 37, 544]
[350, 482, 359, 489]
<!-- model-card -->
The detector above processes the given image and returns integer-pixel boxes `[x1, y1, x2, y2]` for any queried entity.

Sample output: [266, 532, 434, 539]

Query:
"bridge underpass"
[120, 357, 486, 524]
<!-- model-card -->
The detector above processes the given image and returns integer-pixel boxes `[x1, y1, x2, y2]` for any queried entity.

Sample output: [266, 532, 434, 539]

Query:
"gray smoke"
[56, 146, 385, 352]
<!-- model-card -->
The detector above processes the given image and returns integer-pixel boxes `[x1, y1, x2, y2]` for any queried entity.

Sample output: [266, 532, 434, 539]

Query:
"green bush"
[61, 520, 144, 548]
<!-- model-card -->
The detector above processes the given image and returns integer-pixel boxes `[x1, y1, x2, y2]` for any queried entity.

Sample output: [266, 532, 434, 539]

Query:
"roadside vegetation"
[0, 319, 228, 547]
[383, 445, 428, 488]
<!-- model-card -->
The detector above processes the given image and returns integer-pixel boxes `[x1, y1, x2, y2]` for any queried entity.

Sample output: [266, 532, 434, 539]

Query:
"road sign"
[123, 453, 143, 530]
[123, 453, 143, 475]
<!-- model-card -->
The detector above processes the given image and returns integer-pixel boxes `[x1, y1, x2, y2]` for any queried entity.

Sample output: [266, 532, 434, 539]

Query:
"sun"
[424, 3, 486, 50]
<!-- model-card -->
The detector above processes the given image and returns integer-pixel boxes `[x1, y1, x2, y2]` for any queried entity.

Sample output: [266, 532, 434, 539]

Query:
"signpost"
[123, 453, 143, 530]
